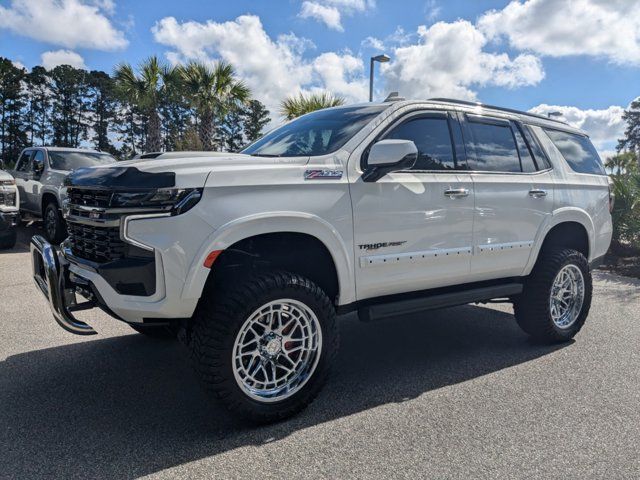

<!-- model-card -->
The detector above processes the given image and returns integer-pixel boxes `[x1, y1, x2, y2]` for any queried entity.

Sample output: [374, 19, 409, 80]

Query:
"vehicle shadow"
[1, 305, 567, 479]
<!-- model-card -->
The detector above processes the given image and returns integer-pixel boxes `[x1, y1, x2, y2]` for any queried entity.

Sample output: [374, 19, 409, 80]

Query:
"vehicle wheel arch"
[182, 213, 355, 306]
[526, 209, 594, 274]
[41, 191, 59, 217]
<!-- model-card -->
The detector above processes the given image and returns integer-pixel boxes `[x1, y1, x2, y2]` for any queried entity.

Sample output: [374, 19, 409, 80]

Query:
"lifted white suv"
[31, 98, 613, 422]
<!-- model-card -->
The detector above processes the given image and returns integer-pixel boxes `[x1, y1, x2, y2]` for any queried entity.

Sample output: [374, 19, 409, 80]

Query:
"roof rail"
[428, 98, 568, 125]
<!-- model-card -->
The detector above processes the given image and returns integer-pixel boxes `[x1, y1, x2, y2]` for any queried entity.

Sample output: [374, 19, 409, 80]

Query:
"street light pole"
[369, 54, 390, 102]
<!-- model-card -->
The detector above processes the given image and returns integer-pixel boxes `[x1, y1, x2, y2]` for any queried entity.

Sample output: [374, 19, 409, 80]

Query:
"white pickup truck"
[30, 97, 613, 422]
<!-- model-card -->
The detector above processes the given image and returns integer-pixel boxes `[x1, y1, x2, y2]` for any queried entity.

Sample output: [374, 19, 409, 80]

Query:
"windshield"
[48, 151, 117, 171]
[242, 105, 388, 157]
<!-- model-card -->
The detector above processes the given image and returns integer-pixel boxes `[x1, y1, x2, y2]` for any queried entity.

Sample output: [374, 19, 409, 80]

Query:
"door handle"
[444, 188, 469, 198]
[529, 189, 547, 198]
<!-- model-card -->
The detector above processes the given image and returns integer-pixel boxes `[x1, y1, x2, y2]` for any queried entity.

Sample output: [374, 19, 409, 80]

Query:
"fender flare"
[524, 207, 595, 275]
[40, 187, 62, 216]
[181, 211, 356, 305]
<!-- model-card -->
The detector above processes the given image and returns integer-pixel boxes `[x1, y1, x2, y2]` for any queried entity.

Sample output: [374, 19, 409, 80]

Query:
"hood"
[65, 152, 310, 189]
[0, 169, 14, 182]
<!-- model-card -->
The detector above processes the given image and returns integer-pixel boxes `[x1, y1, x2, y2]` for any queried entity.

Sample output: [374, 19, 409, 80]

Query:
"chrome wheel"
[549, 264, 585, 329]
[232, 299, 322, 403]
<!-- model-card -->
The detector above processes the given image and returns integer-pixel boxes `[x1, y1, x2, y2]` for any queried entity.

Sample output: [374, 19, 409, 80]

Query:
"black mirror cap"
[362, 152, 417, 182]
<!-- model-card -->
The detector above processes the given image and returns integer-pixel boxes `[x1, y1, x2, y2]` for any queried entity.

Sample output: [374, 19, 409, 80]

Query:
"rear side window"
[464, 119, 521, 172]
[544, 129, 605, 175]
[383, 116, 458, 170]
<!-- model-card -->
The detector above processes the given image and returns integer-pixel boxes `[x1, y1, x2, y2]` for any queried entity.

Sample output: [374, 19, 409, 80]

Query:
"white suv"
[30, 97, 613, 422]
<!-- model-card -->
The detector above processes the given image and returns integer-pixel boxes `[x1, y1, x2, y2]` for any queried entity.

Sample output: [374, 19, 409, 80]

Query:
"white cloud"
[479, 0, 640, 65]
[299, 2, 343, 31]
[361, 36, 385, 50]
[298, 0, 375, 31]
[383, 20, 545, 100]
[41, 49, 87, 69]
[528, 104, 626, 153]
[153, 15, 367, 116]
[0, 0, 127, 51]
[11, 60, 26, 71]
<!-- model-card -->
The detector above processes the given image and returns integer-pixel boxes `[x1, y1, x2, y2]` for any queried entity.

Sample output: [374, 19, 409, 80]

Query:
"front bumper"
[0, 210, 19, 232]
[30, 235, 97, 335]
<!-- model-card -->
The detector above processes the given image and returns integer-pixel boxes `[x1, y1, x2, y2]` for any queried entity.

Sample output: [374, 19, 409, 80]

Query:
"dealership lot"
[1, 225, 639, 479]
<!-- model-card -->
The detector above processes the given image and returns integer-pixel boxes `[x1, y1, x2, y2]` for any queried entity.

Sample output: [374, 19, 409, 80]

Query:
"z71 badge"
[304, 169, 343, 180]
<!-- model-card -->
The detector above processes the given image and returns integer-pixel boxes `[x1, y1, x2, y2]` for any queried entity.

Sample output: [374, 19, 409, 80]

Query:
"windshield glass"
[48, 151, 117, 171]
[242, 105, 388, 157]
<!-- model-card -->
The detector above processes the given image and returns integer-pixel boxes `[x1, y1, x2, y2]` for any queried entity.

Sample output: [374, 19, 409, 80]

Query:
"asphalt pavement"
[1, 224, 639, 479]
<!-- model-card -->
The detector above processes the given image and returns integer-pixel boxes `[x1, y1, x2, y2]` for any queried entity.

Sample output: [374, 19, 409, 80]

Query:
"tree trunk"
[146, 108, 162, 153]
[199, 109, 213, 151]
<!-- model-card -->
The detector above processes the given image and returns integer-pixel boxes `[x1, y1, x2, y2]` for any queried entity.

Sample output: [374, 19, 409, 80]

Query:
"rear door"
[12, 150, 33, 212]
[350, 110, 475, 300]
[460, 113, 555, 280]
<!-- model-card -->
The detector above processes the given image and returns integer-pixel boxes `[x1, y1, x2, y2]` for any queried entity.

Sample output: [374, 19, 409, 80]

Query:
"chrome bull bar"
[30, 235, 97, 335]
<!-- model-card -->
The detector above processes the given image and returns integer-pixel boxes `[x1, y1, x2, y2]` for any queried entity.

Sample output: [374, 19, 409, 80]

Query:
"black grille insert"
[67, 188, 112, 208]
[67, 222, 125, 263]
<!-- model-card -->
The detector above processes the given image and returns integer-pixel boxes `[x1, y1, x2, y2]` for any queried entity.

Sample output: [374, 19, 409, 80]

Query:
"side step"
[359, 283, 523, 322]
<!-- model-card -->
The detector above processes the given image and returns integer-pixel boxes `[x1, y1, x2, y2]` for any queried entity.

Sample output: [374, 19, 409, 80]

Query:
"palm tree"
[605, 151, 637, 176]
[179, 61, 250, 151]
[114, 56, 175, 153]
[280, 92, 345, 120]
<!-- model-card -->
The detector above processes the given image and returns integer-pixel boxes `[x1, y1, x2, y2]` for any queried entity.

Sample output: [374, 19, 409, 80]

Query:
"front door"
[460, 114, 555, 280]
[350, 111, 475, 300]
[12, 150, 33, 212]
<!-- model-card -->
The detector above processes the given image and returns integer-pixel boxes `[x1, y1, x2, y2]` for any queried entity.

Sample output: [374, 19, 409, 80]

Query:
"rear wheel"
[189, 271, 338, 423]
[514, 248, 592, 343]
[43, 202, 66, 244]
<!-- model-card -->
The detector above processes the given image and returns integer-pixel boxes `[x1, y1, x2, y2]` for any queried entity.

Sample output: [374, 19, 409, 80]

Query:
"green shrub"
[611, 171, 640, 250]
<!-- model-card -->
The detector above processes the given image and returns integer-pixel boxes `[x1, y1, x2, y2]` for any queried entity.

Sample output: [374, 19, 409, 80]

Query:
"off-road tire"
[514, 248, 592, 343]
[43, 201, 67, 244]
[189, 271, 339, 424]
[0, 229, 17, 249]
[129, 323, 180, 338]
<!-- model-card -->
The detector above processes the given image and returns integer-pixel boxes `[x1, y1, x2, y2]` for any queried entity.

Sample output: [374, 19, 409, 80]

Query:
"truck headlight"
[0, 179, 15, 186]
[111, 188, 203, 214]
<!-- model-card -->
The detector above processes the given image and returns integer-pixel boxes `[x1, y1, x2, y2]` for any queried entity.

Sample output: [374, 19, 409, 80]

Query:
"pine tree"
[0, 58, 28, 166]
[618, 97, 640, 169]
[87, 70, 118, 154]
[49, 65, 90, 147]
[26, 66, 51, 146]
[222, 106, 245, 152]
[242, 99, 270, 143]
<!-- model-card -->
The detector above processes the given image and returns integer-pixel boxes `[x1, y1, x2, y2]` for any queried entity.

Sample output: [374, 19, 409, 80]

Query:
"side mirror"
[363, 139, 418, 182]
[33, 160, 44, 178]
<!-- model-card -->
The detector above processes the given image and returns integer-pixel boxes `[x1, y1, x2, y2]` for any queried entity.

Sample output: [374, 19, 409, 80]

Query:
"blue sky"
[1, 0, 639, 156]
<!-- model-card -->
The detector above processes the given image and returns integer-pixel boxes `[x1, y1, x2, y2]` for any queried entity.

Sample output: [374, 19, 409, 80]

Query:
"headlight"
[0, 179, 15, 186]
[111, 188, 203, 214]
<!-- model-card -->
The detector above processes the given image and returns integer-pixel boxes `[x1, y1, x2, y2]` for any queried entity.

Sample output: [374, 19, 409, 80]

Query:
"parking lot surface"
[1, 226, 639, 479]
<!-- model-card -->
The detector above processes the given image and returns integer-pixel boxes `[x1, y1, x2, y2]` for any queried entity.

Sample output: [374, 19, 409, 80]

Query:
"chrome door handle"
[529, 189, 547, 198]
[444, 188, 469, 198]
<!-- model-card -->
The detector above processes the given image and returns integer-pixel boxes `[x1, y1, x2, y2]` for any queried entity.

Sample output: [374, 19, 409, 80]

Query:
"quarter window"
[383, 116, 458, 171]
[543, 129, 605, 175]
[464, 119, 521, 172]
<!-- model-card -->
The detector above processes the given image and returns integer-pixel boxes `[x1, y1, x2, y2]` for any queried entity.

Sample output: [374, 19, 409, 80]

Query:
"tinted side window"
[513, 126, 537, 173]
[543, 129, 605, 175]
[522, 125, 551, 169]
[15, 151, 32, 172]
[465, 119, 521, 172]
[384, 116, 457, 171]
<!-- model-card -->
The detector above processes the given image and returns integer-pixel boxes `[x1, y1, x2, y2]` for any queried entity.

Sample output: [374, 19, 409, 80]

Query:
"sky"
[1, 0, 638, 158]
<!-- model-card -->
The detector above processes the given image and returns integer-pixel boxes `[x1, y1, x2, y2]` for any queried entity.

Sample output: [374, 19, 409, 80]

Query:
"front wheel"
[189, 271, 338, 423]
[0, 229, 17, 249]
[43, 202, 67, 244]
[514, 248, 593, 343]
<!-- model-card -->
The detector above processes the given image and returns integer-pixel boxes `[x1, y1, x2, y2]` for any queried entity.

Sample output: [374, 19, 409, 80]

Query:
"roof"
[34, 146, 108, 153]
